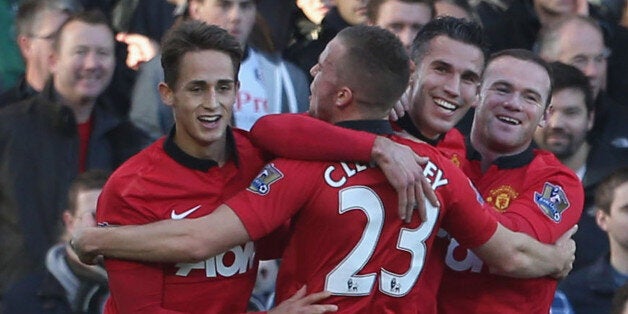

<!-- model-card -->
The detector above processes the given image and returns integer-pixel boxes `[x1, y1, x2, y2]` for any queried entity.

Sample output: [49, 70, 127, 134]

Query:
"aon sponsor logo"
[175, 241, 255, 277]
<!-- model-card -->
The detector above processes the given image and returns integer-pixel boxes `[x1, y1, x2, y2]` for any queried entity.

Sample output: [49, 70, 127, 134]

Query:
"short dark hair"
[16, 0, 83, 38]
[549, 62, 594, 114]
[595, 167, 628, 215]
[67, 170, 109, 215]
[366, 0, 435, 23]
[410, 16, 487, 66]
[336, 25, 410, 115]
[161, 20, 243, 89]
[486, 49, 554, 108]
[53, 10, 113, 52]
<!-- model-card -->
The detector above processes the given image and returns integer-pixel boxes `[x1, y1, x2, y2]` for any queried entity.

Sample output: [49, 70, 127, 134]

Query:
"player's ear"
[158, 82, 174, 107]
[335, 86, 353, 108]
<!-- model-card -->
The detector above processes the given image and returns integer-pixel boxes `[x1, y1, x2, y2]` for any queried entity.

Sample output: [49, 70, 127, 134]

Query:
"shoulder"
[530, 150, 581, 182]
[104, 141, 163, 188]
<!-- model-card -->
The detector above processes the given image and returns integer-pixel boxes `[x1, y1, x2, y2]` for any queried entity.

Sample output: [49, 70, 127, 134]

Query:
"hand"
[390, 71, 419, 121]
[269, 286, 338, 314]
[372, 137, 440, 223]
[390, 85, 413, 121]
[70, 227, 101, 265]
[116, 32, 160, 70]
[550, 225, 578, 279]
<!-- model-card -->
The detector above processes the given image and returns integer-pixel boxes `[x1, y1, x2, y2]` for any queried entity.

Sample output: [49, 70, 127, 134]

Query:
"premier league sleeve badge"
[534, 182, 570, 223]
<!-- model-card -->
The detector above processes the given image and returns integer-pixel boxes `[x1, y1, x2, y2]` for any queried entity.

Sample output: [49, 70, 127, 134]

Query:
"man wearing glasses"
[0, 0, 82, 108]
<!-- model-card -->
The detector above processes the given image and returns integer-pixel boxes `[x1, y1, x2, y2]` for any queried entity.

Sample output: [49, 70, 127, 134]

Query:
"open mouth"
[497, 115, 521, 125]
[198, 115, 221, 124]
[434, 98, 458, 111]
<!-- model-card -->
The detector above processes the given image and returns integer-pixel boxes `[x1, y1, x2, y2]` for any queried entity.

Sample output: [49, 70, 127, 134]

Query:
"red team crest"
[247, 163, 284, 195]
[486, 185, 518, 212]
[450, 154, 461, 168]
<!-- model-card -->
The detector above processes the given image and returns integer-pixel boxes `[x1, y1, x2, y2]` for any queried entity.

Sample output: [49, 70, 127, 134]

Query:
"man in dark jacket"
[0, 10, 149, 296]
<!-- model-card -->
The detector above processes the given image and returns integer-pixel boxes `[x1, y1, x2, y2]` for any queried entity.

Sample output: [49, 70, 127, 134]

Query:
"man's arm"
[73, 204, 247, 264]
[473, 224, 577, 279]
[250, 113, 438, 221]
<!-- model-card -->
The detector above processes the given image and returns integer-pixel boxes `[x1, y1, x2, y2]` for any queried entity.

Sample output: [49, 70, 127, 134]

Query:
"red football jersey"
[227, 132, 498, 314]
[437, 138, 584, 314]
[98, 129, 267, 313]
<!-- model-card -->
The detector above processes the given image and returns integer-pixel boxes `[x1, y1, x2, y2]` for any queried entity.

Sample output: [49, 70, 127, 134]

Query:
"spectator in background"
[557, 167, 628, 314]
[0, 10, 149, 296]
[365, 0, 434, 52]
[1, 170, 110, 314]
[285, 0, 368, 75]
[0, 0, 83, 108]
[288, 0, 332, 47]
[537, 17, 628, 270]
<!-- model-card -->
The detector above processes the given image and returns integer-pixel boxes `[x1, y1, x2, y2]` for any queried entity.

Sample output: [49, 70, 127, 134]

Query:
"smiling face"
[473, 56, 551, 154]
[51, 20, 115, 106]
[534, 87, 593, 159]
[160, 49, 238, 159]
[407, 35, 483, 139]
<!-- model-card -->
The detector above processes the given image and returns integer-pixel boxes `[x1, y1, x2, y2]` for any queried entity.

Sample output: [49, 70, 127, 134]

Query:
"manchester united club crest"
[247, 163, 283, 195]
[534, 182, 570, 222]
[486, 185, 519, 212]
[450, 154, 461, 168]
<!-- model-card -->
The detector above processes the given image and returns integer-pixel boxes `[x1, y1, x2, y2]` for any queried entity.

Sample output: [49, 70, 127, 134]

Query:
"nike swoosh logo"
[171, 205, 202, 220]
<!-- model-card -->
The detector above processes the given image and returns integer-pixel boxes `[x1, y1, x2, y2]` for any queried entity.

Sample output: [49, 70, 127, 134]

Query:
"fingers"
[287, 285, 307, 300]
[414, 183, 427, 222]
[405, 183, 416, 223]
[557, 225, 578, 243]
[397, 186, 409, 222]
[421, 175, 439, 208]
[299, 290, 332, 304]
[271, 286, 338, 314]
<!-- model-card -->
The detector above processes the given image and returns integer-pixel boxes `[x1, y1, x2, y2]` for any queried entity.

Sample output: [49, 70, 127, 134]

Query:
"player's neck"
[173, 133, 229, 166]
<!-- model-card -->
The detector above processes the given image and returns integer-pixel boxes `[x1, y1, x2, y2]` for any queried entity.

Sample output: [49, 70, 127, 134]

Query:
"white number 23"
[325, 186, 439, 297]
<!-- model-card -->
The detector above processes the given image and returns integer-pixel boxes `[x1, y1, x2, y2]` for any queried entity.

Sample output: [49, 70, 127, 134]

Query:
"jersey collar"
[336, 119, 394, 135]
[396, 114, 442, 146]
[465, 137, 534, 169]
[163, 126, 238, 171]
